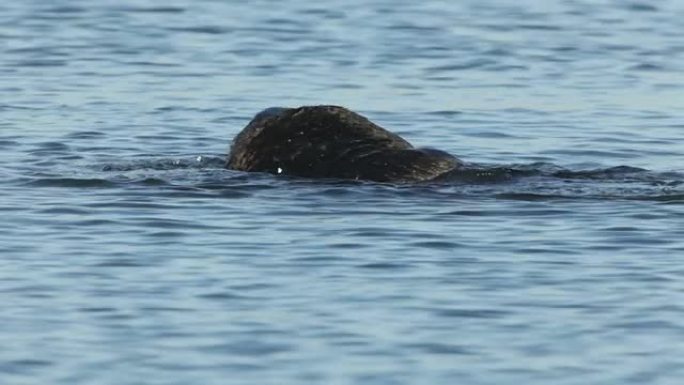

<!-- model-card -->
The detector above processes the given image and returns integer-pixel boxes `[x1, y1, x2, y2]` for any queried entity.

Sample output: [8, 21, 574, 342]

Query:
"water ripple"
[24, 178, 116, 188]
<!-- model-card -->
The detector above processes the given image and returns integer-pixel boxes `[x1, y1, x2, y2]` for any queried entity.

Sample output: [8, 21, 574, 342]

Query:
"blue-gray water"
[2, 1, 684, 384]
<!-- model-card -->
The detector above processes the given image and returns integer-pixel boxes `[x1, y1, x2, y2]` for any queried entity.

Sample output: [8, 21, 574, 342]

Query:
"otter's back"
[227, 105, 460, 182]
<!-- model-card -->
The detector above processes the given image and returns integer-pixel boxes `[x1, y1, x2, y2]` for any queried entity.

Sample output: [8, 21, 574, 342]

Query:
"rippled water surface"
[2, 1, 684, 384]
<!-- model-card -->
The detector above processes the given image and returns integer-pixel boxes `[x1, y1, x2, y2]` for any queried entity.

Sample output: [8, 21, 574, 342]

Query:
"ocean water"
[2, 1, 684, 384]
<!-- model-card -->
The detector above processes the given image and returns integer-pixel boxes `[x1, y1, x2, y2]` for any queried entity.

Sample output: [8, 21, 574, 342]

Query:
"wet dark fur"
[226, 105, 462, 182]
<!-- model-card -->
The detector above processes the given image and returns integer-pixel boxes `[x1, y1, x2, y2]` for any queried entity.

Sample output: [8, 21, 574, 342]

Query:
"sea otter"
[226, 105, 462, 182]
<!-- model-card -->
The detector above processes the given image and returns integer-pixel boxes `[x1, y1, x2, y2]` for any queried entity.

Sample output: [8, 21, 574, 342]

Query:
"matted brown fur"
[226, 105, 461, 182]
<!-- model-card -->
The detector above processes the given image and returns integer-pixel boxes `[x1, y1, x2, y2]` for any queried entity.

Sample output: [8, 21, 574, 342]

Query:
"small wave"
[167, 26, 230, 35]
[447, 163, 682, 183]
[549, 165, 649, 179]
[101, 155, 225, 172]
[64, 131, 107, 140]
[14, 59, 67, 68]
[623, 3, 659, 12]
[116, 6, 186, 14]
[25, 177, 116, 188]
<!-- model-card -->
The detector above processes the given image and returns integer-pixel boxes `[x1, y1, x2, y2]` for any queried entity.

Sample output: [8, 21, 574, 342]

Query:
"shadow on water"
[20, 156, 683, 203]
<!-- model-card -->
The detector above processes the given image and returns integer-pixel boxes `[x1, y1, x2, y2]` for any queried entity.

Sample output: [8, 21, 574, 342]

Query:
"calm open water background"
[2, 1, 684, 384]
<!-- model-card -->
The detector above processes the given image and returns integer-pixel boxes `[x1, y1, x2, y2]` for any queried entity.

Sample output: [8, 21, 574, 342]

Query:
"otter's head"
[250, 107, 289, 123]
